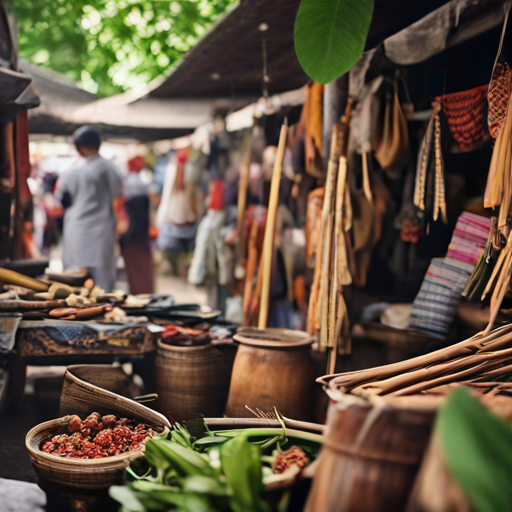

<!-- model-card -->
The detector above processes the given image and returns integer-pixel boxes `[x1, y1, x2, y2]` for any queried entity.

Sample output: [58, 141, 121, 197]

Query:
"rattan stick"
[366, 347, 512, 396]
[394, 356, 512, 397]
[258, 124, 288, 329]
[322, 324, 512, 391]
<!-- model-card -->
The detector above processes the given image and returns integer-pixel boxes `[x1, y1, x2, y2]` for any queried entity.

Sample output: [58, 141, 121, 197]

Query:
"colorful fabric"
[409, 212, 492, 339]
[438, 85, 489, 150]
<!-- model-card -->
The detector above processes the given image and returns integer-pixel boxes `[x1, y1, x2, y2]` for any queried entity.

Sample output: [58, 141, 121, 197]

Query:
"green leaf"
[172, 424, 193, 448]
[438, 388, 512, 512]
[294, 0, 374, 84]
[143, 438, 172, 476]
[109, 486, 146, 512]
[193, 436, 229, 447]
[174, 494, 219, 512]
[182, 475, 231, 496]
[131, 481, 180, 494]
[221, 435, 270, 512]
[147, 438, 214, 478]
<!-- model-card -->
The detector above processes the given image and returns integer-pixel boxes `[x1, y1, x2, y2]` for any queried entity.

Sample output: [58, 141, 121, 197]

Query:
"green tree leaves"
[294, 0, 374, 84]
[438, 388, 512, 512]
[12, 0, 236, 96]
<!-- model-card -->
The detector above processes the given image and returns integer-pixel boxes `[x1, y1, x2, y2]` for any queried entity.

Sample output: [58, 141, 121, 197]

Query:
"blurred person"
[56, 126, 123, 292]
[118, 156, 154, 294]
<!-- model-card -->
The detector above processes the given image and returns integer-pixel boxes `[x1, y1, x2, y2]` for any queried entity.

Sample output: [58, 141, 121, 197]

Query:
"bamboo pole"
[258, 124, 288, 329]
[234, 132, 253, 280]
[236, 132, 253, 238]
[321, 323, 512, 392]
[316, 124, 342, 344]
[325, 100, 354, 371]
[242, 218, 259, 325]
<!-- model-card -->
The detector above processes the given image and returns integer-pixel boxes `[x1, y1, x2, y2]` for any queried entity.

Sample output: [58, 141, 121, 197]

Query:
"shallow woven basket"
[26, 365, 170, 490]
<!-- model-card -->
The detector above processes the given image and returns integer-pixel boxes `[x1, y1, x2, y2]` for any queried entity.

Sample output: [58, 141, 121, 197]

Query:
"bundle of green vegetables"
[110, 422, 322, 512]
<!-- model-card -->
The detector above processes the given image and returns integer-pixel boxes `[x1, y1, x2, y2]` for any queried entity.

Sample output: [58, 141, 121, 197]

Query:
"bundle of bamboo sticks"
[320, 323, 512, 397]
[308, 100, 354, 373]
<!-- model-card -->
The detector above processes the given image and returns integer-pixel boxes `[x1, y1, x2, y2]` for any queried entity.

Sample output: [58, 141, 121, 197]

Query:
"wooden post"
[322, 75, 349, 170]
[258, 124, 288, 329]
[234, 131, 253, 280]
[236, 132, 253, 237]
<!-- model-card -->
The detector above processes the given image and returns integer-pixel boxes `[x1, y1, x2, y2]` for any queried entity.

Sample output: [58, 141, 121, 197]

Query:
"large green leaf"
[221, 435, 270, 512]
[438, 388, 512, 512]
[294, 0, 374, 84]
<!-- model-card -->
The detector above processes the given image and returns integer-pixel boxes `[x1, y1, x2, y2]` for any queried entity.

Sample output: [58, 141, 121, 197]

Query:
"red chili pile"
[41, 412, 155, 459]
[273, 446, 309, 474]
[161, 325, 211, 347]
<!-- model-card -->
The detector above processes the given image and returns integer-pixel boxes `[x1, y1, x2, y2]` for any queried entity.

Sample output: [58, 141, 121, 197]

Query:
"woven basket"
[26, 366, 170, 490]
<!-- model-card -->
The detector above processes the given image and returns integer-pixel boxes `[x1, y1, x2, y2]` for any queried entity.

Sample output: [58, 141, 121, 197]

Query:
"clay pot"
[154, 340, 236, 423]
[225, 327, 315, 421]
[305, 392, 436, 512]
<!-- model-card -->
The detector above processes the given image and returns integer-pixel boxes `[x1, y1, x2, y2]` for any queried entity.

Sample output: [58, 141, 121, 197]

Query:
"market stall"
[6, 0, 512, 510]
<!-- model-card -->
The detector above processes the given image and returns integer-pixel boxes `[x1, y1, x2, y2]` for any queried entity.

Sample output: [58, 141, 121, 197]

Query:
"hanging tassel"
[433, 102, 448, 224]
[414, 106, 435, 211]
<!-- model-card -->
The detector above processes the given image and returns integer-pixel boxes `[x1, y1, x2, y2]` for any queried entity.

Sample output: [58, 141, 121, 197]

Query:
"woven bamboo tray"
[26, 366, 170, 490]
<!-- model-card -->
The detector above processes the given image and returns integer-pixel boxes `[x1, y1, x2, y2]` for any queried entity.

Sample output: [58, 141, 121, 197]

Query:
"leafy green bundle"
[110, 423, 322, 512]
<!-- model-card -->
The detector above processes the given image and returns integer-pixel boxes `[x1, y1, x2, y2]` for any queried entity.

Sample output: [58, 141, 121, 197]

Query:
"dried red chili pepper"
[40, 412, 155, 459]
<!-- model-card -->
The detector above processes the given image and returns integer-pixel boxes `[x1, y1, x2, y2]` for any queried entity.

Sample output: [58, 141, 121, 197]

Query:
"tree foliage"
[13, 0, 237, 96]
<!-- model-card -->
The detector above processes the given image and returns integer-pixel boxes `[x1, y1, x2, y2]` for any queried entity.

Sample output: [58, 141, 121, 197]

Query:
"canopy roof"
[148, 0, 455, 100]
[20, 60, 237, 141]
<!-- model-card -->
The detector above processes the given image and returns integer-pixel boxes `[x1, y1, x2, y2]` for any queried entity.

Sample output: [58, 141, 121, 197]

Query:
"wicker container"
[305, 392, 436, 512]
[26, 366, 170, 491]
[154, 340, 236, 423]
[226, 327, 315, 421]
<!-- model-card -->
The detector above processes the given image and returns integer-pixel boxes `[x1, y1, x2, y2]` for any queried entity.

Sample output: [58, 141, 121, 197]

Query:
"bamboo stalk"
[325, 101, 354, 367]
[316, 125, 343, 345]
[258, 124, 288, 329]
[335, 157, 351, 286]
[243, 219, 259, 325]
[236, 133, 253, 238]
[327, 156, 348, 369]
[321, 324, 512, 392]
[474, 361, 512, 380]
[485, 232, 512, 334]
[355, 347, 512, 396]
[393, 356, 512, 397]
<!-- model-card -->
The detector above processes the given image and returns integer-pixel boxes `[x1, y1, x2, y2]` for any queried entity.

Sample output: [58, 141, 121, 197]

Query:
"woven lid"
[233, 327, 313, 348]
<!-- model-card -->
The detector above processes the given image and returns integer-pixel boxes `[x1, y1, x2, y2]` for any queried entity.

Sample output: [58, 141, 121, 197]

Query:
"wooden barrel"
[225, 327, 315, 421]
[305, 393, 436, 512]
[154, 340, 236, 423]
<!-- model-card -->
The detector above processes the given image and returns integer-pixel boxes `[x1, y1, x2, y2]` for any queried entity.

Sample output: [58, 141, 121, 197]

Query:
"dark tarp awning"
[148, 0, 459, 100]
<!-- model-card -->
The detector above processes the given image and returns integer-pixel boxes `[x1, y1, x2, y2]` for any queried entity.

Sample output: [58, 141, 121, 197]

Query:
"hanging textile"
[439, 85, 489, 150]
[303, 82, 324, 178]
[488, 2, 511, 139]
